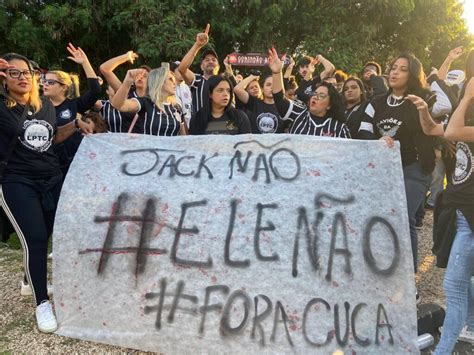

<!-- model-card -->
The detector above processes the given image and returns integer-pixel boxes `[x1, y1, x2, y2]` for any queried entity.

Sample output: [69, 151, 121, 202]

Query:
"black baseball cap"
[200, 48, 219, 63]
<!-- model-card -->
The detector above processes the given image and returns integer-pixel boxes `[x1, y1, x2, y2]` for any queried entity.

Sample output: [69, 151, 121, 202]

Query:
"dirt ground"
[0, 210, 472, 354]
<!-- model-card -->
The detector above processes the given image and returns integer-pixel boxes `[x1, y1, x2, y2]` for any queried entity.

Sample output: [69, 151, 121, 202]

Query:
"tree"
[0, 0, 472, 79]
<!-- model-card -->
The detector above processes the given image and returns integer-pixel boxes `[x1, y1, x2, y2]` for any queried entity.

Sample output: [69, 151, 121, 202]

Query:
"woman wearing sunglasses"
[268, 47, 350, 138]
[0, 53, 92, 333]
[42, 43, 100, 177]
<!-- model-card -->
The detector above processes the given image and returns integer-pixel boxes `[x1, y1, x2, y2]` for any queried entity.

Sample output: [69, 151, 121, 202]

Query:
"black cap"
[200, 48, 219, 63]
[170, 61, 180, 72]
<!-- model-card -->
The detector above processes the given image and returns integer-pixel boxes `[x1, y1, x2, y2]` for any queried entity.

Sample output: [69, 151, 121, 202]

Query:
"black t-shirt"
[189, 108, 251, 135]
[0, 97, 60, 179]
[344, 101, 368, 139]
[99, 100, 137, 133]
[54, 78, 101, 169]
[190, 74, 207, 115]
[445, 141, 474, 230]
[133, 97, 182, 136]
[204, 110, 251, 135]
[273, 91, 350, 138]
[358, 93, 435, 173]
[245, 95, 284, 134]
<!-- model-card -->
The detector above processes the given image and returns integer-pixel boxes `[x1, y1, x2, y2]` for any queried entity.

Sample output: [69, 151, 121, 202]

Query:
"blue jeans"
[403, 161, 432, 273]
[434, 211, 474, 354]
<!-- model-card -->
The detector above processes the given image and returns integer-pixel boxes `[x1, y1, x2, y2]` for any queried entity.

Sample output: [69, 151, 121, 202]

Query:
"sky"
[463, 0, 474, 34]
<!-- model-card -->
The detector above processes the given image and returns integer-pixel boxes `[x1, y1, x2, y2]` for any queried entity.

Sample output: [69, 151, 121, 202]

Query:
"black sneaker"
[416, 290, 421, 305]
[415, 221, 423, 230]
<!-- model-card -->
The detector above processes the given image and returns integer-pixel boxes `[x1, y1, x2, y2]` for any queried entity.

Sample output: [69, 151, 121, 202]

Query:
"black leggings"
[0, 175, 61, 306]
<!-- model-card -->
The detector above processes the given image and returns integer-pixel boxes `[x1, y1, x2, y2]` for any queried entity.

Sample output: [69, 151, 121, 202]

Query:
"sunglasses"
[6, 69, 34, 80]
[41, 79, 64, 86]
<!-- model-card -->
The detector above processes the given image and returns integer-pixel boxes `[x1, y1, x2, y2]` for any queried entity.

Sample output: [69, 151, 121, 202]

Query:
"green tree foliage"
[0, 0, 472, 77]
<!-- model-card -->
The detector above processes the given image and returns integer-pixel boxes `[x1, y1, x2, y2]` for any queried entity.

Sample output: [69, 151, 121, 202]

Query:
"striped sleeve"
[358, 102, 376, 139]
[336, 121, 351, 139]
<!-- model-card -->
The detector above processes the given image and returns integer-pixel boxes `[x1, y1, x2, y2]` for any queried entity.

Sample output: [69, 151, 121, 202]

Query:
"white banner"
[53, 133, 418, 354]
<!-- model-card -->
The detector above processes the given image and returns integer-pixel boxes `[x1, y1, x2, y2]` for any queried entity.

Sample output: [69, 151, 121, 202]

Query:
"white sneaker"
[35, 300, 58, 333]
[458, 326, 474, 344]
[48, 252, 53, 260]
[20, 280, 53, 296]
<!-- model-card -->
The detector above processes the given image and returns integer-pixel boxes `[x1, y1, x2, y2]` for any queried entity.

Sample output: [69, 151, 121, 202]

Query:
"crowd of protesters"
[0, 23, 473, 354]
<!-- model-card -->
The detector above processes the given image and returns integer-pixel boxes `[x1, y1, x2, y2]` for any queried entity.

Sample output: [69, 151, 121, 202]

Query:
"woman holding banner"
[357, 53, 441, 288]
[189, 75, 251, 135]
[0, 54, 92, 333]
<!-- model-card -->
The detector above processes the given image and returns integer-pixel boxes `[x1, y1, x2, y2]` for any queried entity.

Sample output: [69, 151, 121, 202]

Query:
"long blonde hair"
[1, 53, 42, 113]
[48, 70, 80, 98]
[146, 64, 175, 111]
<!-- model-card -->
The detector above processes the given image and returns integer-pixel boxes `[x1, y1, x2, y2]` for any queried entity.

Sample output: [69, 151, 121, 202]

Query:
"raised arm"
[177, 24, 210, 86]
[110, 69, 142, 112]
[406, 94, 444, 136]
[283, 57, 295, 79]
[223, 55, 235, 80]
[318, 54, 335, 81]
[99, 51, 138, 91]
[438, 46, 463, 81]
[444, 78, 474, 142]
[67, 43, 97, 79]
[234, 74, 259, 105]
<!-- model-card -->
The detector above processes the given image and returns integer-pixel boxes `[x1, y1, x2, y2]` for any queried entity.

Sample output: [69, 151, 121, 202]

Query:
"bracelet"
[272, 70, 282, 74]
[74, 118, 81, 130]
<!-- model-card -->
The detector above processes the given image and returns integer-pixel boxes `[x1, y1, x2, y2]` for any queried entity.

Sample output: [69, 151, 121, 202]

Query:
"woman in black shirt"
[358, 53, 441, 276]
[190, 75, 251, 135]
[42, 43, 100, 176]
[434, 78, 474, 354]
[0, 53, 92, 333]
[234, 73, 284, 134]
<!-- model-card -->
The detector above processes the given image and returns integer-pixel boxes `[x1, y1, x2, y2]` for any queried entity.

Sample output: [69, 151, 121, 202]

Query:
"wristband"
[74, 118, 81, 130]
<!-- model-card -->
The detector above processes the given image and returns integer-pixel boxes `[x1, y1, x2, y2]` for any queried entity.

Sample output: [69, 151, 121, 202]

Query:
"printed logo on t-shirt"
[59, 109, 72, 120]
[304, 86, 313, 96]
[256, 112, 278, 133]
[377, 117, 402, 138]
[453, 142, 473, 185]
[20, 119, 54, 153]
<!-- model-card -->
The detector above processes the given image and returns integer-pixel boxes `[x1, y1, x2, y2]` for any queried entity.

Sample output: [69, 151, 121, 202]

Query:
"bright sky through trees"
[463, 0, 474, 33]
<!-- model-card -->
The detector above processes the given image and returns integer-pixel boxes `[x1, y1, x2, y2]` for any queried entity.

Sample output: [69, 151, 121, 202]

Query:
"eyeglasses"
[311, 93, 329, 100]
[41, 79, 64, 86]
[6, 69, 34, 80]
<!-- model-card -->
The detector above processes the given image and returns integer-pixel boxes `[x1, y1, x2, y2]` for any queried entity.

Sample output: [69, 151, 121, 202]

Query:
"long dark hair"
[190, 75, 242, 134]
[389, 53, 432, 98]
[308, 82, 346, 123]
